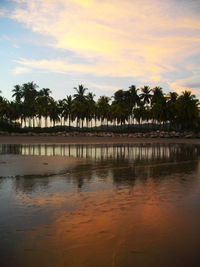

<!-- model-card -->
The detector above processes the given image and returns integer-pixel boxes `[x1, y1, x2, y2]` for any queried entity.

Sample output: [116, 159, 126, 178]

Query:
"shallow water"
[0, 143, 200, 267]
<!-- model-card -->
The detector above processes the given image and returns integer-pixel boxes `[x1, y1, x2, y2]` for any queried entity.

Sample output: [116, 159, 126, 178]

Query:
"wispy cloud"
[13, 44, 20, 48]
[87, 82, 117, 92]
[0, 34, 10, 41]
[0, 7, 7, 17]
[169, 74, 200, 95]
[5, 0, 200, 96]
[13, 66, 30, 75]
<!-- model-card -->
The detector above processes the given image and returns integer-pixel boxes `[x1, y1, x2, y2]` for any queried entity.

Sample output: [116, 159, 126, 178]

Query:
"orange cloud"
[8, 0, 200, 95]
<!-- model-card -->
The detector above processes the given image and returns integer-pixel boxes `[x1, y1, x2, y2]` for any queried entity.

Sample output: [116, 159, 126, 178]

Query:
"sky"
[0, 0, 200, 100]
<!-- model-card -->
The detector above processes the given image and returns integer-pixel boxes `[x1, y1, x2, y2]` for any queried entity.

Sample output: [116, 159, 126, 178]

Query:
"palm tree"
[12, 85, 22, 103]
[38, 88, 52, 98]
[62, 95, 73, 129]
[166, 92, 178, 102]
[113, 89, 125, 106]
[109, 103, 126, 129]
[21, 82, 38, 102]
[86, 92, 96, 128]
[128, 85, 140, 106]
[0, 98, 8, 121]
[37, 88, 52, 127]
[152, 97, 168, 127]
[21, 82, 39, 127]
[73, 85, 88, 129]
[140, 86, 152, 106]
[48, 98, 60, 127]
[71, 100, 86, 129]
[57, 99, 65, 126]
[8, 101, 21, 126]
[151, 86, 164, 105]
[97, 96, 110, 128]
[166, 92, 178, 128]
[0, 90, 3, 103]
[113, 89, 131, 127]
[175, 90, 199, 129]
[133, 105, 146, 126]
[73, 84, 88, 102]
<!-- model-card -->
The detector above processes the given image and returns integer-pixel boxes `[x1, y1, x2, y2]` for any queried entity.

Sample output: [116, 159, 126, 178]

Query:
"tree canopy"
[0, 82, 199, 131]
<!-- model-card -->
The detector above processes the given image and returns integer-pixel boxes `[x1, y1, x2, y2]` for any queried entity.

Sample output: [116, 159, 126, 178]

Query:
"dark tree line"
[0, 82, 199, 131]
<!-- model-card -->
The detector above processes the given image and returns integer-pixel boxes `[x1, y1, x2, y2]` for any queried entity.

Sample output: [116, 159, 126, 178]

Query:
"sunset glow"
[0, 0, 200, 98]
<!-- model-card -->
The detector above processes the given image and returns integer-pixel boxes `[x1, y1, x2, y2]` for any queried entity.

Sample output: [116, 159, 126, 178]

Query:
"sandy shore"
[0, 155, 86, 177]
[0, 135, 200, 144]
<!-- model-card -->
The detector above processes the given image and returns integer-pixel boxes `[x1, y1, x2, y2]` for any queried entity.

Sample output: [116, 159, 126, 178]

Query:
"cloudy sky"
[0, 0, 200, 100]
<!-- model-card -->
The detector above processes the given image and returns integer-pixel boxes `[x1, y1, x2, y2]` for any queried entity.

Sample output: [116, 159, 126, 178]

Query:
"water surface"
[0, 144, 200, 267]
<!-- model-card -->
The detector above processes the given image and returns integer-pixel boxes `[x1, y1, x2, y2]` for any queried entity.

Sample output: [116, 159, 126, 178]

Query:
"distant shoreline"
[0, 135, 200, 145]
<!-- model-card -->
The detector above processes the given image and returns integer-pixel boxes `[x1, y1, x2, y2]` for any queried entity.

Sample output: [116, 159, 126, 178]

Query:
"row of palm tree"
[0, 82, 199, 130]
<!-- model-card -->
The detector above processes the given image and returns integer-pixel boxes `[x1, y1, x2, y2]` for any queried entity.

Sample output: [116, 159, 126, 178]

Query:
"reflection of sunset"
[1, 144, 200, 266]
[14, 174, 200, 266]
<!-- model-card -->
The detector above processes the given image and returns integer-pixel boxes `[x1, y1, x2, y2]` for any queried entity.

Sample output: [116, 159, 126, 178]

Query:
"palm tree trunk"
[69, 115, 71, 130]
[45, 117, 48, 128]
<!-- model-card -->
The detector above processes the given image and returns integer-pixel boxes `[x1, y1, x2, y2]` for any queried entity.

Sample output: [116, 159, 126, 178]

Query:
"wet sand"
[0, 155, 86, 177]
[0, 135, 200, 145]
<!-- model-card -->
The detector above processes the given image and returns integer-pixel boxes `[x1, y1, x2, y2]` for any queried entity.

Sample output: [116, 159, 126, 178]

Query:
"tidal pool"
[0, 143, 200, 267]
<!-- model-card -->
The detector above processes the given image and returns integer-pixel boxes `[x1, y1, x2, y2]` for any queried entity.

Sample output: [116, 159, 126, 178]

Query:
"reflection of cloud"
[14, 177, 198, 266]
[3, 0, 200, 95]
